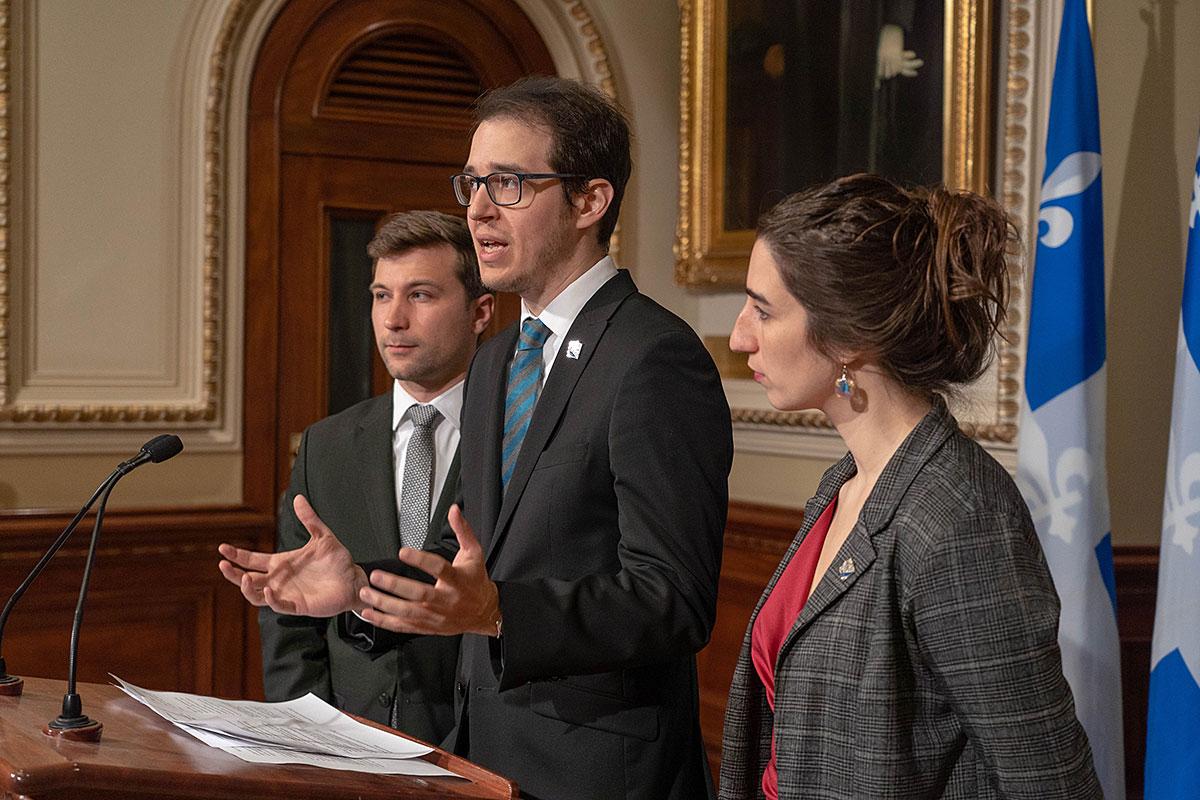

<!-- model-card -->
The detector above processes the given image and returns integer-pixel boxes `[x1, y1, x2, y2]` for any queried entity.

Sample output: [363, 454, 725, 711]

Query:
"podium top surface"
[0, 676, 517, 800]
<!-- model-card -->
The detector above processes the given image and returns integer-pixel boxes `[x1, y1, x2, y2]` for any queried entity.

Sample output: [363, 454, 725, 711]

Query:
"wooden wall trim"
[0, 506, 272, 531]
[724, 501, 803, 546]
[0, 506, 273, 700]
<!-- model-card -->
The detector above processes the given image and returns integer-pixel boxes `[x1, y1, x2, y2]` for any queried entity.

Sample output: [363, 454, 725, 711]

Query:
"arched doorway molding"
[163, 0, 619, 469]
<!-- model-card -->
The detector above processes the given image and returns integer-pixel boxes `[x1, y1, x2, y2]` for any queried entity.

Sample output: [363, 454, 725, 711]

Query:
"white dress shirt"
[519, 255, 619, 384]
[391, 379, 463, 526]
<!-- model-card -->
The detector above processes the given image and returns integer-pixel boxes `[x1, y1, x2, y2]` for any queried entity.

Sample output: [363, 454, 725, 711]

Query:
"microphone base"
[0, 674, 24, 696]
[44, 714, 103, 742]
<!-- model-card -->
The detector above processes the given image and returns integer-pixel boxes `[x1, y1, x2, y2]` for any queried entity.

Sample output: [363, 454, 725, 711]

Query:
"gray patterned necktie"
[397, 404, 442, 550]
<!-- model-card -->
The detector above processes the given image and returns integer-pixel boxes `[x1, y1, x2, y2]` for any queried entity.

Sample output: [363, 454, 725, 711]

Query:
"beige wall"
[1, 0, 243, 511]
[5, 0, 1200, 542]
[1097, 0, 1200, 545]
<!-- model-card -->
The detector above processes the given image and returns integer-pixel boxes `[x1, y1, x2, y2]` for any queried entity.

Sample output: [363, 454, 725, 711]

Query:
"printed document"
[112, 675, 457, 777]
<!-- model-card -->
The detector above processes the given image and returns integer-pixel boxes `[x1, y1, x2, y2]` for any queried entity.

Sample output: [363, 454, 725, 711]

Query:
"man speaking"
[222, 78, 732, 800]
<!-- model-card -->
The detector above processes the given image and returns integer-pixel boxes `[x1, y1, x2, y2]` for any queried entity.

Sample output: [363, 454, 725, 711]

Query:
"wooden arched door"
[244, 0, 556, 522]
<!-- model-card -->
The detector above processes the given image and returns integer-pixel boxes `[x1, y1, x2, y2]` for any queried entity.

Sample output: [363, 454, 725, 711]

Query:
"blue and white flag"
[1015, 1, 1125, 797]
[1144, 132, 1200, 799]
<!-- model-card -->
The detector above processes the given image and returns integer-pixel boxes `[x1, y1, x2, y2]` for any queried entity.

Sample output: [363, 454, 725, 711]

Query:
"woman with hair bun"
[719, 174, 1102, 799]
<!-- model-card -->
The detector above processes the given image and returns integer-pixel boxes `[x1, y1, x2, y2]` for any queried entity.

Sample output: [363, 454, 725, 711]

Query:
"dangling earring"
[835, 364, 855, 398]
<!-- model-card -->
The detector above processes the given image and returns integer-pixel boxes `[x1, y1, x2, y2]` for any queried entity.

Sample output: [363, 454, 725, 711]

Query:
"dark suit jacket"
[449, 270, 733, 800]
[259, 392, 461, 744]
[719, 399, 1102, 799]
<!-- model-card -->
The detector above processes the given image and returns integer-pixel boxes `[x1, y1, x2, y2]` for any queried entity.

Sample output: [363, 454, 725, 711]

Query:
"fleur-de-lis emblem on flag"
[1038, 150, 1102, 248]
[1016, 415, 1094, 545]
[1163, 444, 1200, 556]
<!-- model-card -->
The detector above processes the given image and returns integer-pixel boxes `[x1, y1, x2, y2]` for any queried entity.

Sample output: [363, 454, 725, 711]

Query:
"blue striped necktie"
[502, 318, 552, 490]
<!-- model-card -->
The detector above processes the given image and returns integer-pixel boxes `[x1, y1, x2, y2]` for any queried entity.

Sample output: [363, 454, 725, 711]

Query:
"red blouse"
[749, 496, 838, 800]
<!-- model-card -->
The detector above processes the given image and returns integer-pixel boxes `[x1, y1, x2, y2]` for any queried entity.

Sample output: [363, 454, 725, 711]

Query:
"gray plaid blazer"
[719, 400, 1102, 799]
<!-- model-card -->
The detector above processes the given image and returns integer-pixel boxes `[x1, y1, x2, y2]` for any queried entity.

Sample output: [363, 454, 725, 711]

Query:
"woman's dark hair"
[757, 173, 1016, 394]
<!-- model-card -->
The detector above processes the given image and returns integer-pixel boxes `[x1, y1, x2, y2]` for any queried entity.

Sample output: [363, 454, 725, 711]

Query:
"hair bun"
[757, 174, 1016, 395]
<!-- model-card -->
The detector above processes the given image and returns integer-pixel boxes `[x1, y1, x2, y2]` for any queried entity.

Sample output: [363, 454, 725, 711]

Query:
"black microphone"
[44, 433, 183, 740]
[0, 436, 183, 710]
[116, 433, 185, 474]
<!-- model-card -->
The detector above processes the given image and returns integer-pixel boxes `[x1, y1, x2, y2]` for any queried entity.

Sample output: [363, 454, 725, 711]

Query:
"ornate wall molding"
[728, 404, 1020, 472]
[0, 0, 261, 445]
[1, 0, 10, 409]
[5, 3, 200, 426]
[992, 0, 1039, 447]
[0, 0, 618, 446]
[510, 0, 616, 95]
[559, 0, 615, 97]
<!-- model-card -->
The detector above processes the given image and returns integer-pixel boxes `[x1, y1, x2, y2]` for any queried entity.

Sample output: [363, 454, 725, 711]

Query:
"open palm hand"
[218, 495, 368, 617]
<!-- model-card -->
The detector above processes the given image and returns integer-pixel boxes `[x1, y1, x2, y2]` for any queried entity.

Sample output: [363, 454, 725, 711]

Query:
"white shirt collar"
[391, 379, 464, 432]
[519, 256, 618, 338]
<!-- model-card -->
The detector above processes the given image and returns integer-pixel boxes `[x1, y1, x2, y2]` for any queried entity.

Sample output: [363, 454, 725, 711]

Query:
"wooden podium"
[0, 676, 518, 799]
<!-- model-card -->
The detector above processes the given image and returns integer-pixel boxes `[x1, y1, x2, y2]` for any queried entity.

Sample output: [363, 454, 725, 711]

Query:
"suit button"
[378, 692, 392, 707]
[455, 681, 466, 697]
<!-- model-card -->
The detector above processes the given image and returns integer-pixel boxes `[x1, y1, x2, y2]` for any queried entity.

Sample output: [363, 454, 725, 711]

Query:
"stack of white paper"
[111, 675, 458, 778]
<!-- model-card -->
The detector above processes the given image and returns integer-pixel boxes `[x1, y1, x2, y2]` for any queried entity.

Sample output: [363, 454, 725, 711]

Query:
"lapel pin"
[566, 340, 583, 359]
[837, 557, 855, 580]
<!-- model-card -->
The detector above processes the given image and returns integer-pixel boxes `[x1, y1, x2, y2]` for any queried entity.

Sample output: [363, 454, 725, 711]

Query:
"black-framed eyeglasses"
[450, 171, 586, 207]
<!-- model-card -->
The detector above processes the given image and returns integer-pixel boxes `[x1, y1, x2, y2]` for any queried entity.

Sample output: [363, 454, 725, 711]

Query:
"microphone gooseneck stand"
[0, 434, 184, 741]
[40, 434, 184, 741]
[0, 468, 121, 697]
[43, 477, 119, 740]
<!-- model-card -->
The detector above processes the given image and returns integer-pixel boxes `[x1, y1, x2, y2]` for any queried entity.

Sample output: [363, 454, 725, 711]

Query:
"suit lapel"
[488, 313, 607, 562]
[355, 394, 402, 555]
[776, 399, 959, 655]
[783, 523, 878, 645]
[473, 325, 519, 555]
[486, 271, 636, 563]
[745, 455, 856, 633]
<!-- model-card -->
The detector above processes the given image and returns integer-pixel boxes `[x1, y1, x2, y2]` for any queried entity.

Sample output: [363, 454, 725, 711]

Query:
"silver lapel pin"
[566, 339, 583, 359]
[837, 557, 855, 580]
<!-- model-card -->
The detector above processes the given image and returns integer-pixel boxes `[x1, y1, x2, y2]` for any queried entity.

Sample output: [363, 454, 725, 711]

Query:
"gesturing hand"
[358, 504, 501, 637]
[218, 495, 368, 617]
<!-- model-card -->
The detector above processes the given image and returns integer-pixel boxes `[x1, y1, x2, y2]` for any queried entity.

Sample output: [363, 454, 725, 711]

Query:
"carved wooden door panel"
[245, 0, 555, 527]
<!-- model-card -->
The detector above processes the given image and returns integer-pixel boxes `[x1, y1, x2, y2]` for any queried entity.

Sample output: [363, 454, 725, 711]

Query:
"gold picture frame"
[675, 0, 995, 288]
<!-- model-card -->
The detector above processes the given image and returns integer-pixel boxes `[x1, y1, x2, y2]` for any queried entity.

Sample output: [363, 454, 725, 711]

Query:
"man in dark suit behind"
[222, 78, 733, 800]
[258, 210, 493, 744]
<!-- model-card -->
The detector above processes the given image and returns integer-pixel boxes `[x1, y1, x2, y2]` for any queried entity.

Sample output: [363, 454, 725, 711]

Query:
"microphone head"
[140, 434, 184, 463]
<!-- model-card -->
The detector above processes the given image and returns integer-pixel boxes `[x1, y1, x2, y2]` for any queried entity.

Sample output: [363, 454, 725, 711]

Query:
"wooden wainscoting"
[0, 508, 271, 700]
[696, 502, 801, 774]
[1114, 545, 1158, 800]
[698, 502, 1160, 799]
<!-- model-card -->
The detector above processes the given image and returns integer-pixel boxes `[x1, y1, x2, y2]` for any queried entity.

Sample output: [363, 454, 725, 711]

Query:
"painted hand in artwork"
[877, 23, 924, 82]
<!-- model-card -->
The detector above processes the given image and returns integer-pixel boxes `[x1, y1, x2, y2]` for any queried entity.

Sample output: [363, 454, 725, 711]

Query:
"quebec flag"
[1015, 1, 1125, 797]
[1144, 133, 1200, 799]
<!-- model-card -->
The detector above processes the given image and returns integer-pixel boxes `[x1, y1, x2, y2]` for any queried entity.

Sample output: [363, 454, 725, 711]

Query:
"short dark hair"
[367, 210, 486, 299]
[757, 174, 1016, 395]
[472, 76, 632, 250]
